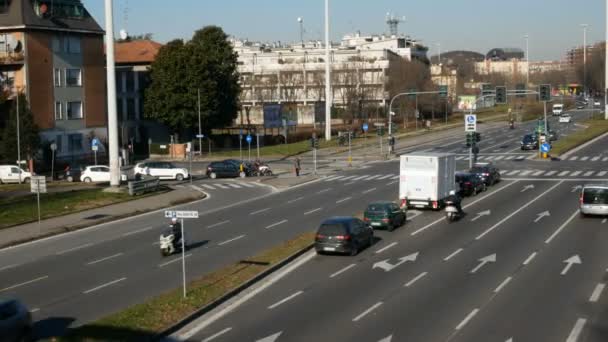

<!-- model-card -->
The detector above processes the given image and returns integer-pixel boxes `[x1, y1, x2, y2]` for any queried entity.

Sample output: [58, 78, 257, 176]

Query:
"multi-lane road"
[1, 109, 605, 340]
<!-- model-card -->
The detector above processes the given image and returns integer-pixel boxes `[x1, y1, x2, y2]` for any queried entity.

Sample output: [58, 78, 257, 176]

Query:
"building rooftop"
[114, 39, 162, 65]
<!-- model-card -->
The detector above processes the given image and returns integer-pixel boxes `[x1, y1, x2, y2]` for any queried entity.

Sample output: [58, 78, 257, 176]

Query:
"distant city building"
[486, 48, 525, 61]
[0, 0, 106, 161]
[475, 59, 529, 77]
[529, 60, 565, 74]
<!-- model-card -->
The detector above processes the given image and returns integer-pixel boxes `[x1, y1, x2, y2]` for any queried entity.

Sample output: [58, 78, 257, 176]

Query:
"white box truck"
[399, 153, 457, 210]
[552, 104, 564, 116]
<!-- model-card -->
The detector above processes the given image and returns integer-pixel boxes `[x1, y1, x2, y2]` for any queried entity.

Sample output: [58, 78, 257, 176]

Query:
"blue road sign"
[362, 123, 369, 132]
[91, 138, 100, 147]
[541, 143, 551, 153]
[466, 115, 476, 124]
[246, 134, 252, 144]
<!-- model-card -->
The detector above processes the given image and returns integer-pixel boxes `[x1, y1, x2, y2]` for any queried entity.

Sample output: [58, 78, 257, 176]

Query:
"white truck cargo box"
[399, 153, 456, 209]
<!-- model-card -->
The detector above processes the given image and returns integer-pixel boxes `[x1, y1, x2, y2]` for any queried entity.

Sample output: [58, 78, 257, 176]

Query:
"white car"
[80, 165, 111, 183]
[0, 165, 32, 184]
[559, 114, 572, 123]
[134, 162, 189, 181]
[594, 100, 602, 107]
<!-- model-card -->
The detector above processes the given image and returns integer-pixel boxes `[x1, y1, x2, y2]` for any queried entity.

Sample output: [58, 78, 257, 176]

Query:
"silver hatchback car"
[580, 184, 608, 217]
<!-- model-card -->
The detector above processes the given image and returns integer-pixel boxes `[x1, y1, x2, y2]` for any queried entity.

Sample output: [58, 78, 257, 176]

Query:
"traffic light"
[377, 127, 385, 136]
[539, 84, 551, 101]
[474, 132, 481, 143]
[495, 86, 507, 104]
[310, 137, 319, 149]
[481, 83, 493, 96]
[466, 132, 474, 147]
[516, 83, 526, 98]
[439, 85, 448, 98]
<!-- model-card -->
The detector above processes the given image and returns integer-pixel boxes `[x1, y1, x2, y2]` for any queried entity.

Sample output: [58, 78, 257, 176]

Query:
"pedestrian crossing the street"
[499, 169, 608, 178]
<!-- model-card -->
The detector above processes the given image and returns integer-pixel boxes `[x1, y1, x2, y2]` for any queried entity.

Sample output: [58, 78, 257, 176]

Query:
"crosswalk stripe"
[598, 171, 608, 177]
[506, 170, 520, 176]
[391, 175, 400, 180]
[526, 154, 536, 160]
[570, 156, 579, 161]
[532, 170, 545, 176]
[377, 174, 394, 180]
[340, 176, 357, 181]
[581, 156, 590, 161]
[584, 171, 595, 177]
[505, 156, 515, 160]
[603, 157, 608, 162]
[201, 184, 216, 190]
[239, 182, 255, 188]
[500, 170, 510, 175]
[476, 156, 487, 160]
[215, 184, 230, 189]
[364, 175, 382, 181]
[456, 156, 465, 160]
[494, 156, 505, 160]
[558, 171, 570, 177]
[485, 156, 496, 161]
[325, 176, 343, 182]
[353, 175, 370, 181]
[227, 183, 242, 189]
[570, 171, 582, 177]
[592, 157, 601, 161]
[545, 171, 558, 176]
[520, 170, 533, 176]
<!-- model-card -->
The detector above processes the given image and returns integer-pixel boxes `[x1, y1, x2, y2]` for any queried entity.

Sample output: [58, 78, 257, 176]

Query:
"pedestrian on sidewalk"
[294, 157, 301, 177]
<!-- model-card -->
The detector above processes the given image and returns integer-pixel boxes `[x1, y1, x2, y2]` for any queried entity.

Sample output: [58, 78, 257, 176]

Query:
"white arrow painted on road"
[506, 338, 513, 342]
[471, 210, 491, 222]
[534, 211, 551, 223]
[378, 335, 392, 342]
[602, 218, 607, 224]
[561, 255, 582, 275]
[470, 254, 496, 274]
[521, 184, 535, 192]
[256, 332, 282, 342]
[373, 252, 419, 272]
[572, 185, 582, 193]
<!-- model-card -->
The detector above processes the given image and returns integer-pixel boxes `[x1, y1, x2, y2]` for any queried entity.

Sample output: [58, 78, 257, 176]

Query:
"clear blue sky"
[83, 0, 605, 61]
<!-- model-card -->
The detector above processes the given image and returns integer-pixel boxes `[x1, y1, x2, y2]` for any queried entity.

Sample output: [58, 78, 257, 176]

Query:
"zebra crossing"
[188, 181, 269, 191]
[454, 154, 534, 161]
[561, 155, 608, 162]
[324, 174, 400, 182]
[500, 169, 608, 178]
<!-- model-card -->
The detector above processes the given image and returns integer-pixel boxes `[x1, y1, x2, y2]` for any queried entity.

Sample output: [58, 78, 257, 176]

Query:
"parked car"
[469, 163, 501, 186]
[559, 114, 572, 123]
[0, 299, 32, 342]
[456, 172, 486, 196]
[521, 134, 538, 150]
[134, 162, 189, 181]
[580, 184, 608, 217]
[576, 102, 587, 109]
[0, 165, 32, 184]
[224, 159, 255, 176]
[80, 165, 111, 183]
[314, 217, 373, 256]
[363, 201, 406, 231]
[206, 161, 246, 179]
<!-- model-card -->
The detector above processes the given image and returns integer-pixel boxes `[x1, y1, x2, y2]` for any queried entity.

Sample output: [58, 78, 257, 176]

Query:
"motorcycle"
[159, 230, 187, 257]
[253, 162, 273, 176]
[445, 200, 462, 222]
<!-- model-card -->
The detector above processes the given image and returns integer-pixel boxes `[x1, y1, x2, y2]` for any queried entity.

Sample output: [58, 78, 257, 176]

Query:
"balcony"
[0, 51, 25, 65]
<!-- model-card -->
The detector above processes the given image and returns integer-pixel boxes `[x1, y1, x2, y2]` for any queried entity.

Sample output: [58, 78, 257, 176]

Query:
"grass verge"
[551, 119, 608, 156]
[0, 181, 91, 193]
[0, 189, 158, 228]
[57, 232, 315, 341]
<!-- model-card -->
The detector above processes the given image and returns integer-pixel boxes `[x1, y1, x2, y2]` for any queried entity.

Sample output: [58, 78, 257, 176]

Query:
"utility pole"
[198, 89, 202, 155]
[16, 90, 21, 183]
[524, 34, 529, 88]
[324, 0, 331, 141]
[605, 0, 608, 119]
[105, 0, 120, 187]
[581, 24, 589, 97]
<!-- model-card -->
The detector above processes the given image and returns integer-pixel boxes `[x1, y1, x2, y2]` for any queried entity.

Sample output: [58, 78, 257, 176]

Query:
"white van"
[0, 165, 32, 184]
[580, 184, 608, 217]
[552, 104, 564, 116]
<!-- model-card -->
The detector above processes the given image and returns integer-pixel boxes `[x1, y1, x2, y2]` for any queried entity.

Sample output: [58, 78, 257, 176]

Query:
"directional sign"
[362, 123, 369, 132]
[164, 210, 199, 219]
[561, 255, 582, 275]
[534, 211, 550, 223]
[470, 254, 496, 274]
[196, 134, 205, 139]
[374, 122, 386, 127]
[521, 184, 535, 192]
[373, 252, 419, 272]
[471, 210, 491, 222]
[541, 143, 551, 153]
[246, 134, 252, 144]
[91, 138, 100, 147]
[465, 114, 477, 132]
[92, 145, 99, 152]
[30, 176, 47, 194]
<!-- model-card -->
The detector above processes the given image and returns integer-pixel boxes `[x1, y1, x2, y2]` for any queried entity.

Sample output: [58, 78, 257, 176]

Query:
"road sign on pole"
[163, 210, 199, 298]
[541, 143, 551, 153]
[362, 123, 369, 132]
[164, 210, 199, 219]
[31, 176, 46, 233]
[465, 114, 477, 132]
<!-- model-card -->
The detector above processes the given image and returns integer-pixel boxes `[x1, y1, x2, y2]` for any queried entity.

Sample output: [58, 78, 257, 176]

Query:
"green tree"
[144, 26, 240, 134]
[0, 94, 40, 163]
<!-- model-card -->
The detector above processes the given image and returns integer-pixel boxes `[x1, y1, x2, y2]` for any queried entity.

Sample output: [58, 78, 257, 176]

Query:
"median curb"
[159, 243, 315, 340]
[559, 131, 608, 158]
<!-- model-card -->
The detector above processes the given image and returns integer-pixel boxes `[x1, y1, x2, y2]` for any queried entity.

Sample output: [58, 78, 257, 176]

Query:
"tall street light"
[524, 34, 529, 88]
[324, 0, 332, 141]
[605, 0, 608, 119]
[581, 24, 589, 97]
[105, 0, 120, 187]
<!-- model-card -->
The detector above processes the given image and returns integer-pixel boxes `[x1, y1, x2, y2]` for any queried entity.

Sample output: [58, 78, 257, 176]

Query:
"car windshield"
[583, 188, 608, 205]
[366, 204, 389, 212]
[523, 135, 535, 142]
[318, 223, 347, 236]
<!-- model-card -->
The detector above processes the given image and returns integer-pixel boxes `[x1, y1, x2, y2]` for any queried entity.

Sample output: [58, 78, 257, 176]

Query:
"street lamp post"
[524, 34, 529, 88]
[605, 0, 608, 119]
[105, 0, 120, 187]
[16, 90, 21, 180]
[581, 24, 589, 97]
[324, 0, 331, 141]
[197, 89, 202, 155]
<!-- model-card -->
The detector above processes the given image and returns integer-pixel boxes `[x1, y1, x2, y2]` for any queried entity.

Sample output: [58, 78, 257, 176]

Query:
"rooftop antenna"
[120, 0, 129, 40]
[385, 12, 405, 36]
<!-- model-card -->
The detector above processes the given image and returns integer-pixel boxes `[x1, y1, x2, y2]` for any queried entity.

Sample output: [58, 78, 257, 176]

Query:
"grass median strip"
[57, 232, 315, 342]
[552, 119, 608, 156]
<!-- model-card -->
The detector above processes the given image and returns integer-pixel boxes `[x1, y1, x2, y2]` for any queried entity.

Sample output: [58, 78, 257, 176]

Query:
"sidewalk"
[0, 187, 205, 248]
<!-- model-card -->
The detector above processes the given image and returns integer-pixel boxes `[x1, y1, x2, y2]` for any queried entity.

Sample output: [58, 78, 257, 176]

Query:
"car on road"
[224, 159, 256, 176]
[0, 299, 32, 342]
[559, 114, 572, 123]
[520, 134, 538, 150]
[80, 165, 111, 183]
[594, 99, 602, 107]
[456, 172, 486, 196]
[0, 165, 32, 184]
[580, 184, 608, 217]
[469, 163, 501, 186]
[206, 161, 247, 179]
[314, 217, 373, 256]
[576, 101, 587, 109]
[552, 103, 564, 116]
[363, 201, 406, 231]
[134, 162, 189, 181]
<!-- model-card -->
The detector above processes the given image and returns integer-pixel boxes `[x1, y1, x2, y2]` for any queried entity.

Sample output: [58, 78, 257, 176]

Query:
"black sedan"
[315, 217, 373, 256]
[470, 163, 501, 186]
[521, 134, 538, 150]
[456, 172, 486, 196]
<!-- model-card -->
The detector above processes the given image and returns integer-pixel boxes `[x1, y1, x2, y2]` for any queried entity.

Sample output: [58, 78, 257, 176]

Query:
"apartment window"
[126, 71, 135, 92]
[52, 36, 61, 52]
[66, 101, 83, 119]
[53, 69, 62, 87]
[55, 135, 63, 152]
[68, 134, 83, 152]
[126, 98, 136, 120]
[65, 36, 81, 54]
[54, 102, 63, 120]
[66, 69, 81, 87]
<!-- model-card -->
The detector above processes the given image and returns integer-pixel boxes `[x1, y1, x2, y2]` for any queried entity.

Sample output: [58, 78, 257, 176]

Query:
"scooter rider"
[446, 190, 464, 215]
[170, 217, 182, 247]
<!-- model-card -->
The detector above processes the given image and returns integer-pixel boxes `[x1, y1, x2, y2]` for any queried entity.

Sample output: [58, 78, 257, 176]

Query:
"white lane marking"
[603, 157, 608, 162]
[336, 197, 352, 204]
[215, 184, 231, 189]
[0, 276, 49, 293]
[520, 170, 533, 176]
[494, 156, 505, 161]
[304, 208, 322, 215]
[330, 264, 356, 278]
[475, 181, 563, 240]
[494, 277, 512, 293]
[122, 226, 153, 237]
[598, 171, 608, 177]
[30, 308, 40, 313]
[455, 308, 480, 330]
[339, 176, 357, 181]
[0, 264, 19, 272]
[583, 171, 595, 177]
[558, 171, 570, 177]
[506, 170, 521, 176]
[207, 220, 230, 229]
[364, 175, 382, 180]
[532, 170, 545, 176]
[404, 272, 428, 287]
[287, 196, 305, 204]
[523, 252, 537, 265]
[265, 219, 288, 229]
[444, 248, 464, 261]
[83, 277, 127, 294]
[250, 208, 270, 215]
[589, 283, 606, 303]
[570, 156, 579, 161]
[391, 175, 399, 180]
[566, 318, 587, 342]
[545, 210, 580, 244]
[412, 181, 519, 236]
[352, 302, 383, 322]
[545, 170, 558, 176]
[570, 171, 582, 177]
[362, 188, 377, 194]
[375, 242, 397, 254]
[317, 188, 332, 194]
[325, 176, 343, 181]
[86, 253, 124, 265]
[159, 254, 192, 267]
[201, 184, 216, 190]
[386, 180, 398, 186]
[592, 156, 600, 161]
[344, 181, 356, 186]
[500, 170, 510, 175]
[218, 235, 246, 246]
[267, 291, 304, 309]
[190, 185, 206, 193]
[505, 156, 515, 160]
[378, 174, 394, 180]
[238, 182, 255, 188]
[456, 156, 465, 160]
[353, 175, 370, 181]
[56, 243, 94, 256]
[226, 183, 242, 189]
[581, 156, 590, 161]
[202, 327, 233, 342]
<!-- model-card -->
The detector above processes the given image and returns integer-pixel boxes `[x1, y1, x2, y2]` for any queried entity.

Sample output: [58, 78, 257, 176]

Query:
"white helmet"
[449, 190, 456, 196]
[171, 217, 178, 223]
